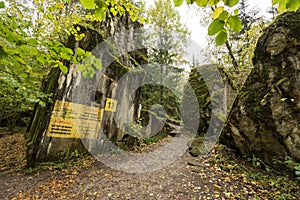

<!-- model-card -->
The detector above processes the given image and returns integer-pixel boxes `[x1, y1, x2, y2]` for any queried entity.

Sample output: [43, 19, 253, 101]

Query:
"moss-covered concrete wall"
[25, 14, 146, 166]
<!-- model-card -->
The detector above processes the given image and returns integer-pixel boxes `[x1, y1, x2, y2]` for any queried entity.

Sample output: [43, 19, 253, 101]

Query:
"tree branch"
[225, 41, 239, 70]
[210, 6, 239, 70]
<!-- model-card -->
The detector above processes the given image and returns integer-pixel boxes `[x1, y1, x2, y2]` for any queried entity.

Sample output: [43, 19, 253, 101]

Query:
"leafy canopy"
[74, 0, 300, 46]
[173, 0, 300, 45]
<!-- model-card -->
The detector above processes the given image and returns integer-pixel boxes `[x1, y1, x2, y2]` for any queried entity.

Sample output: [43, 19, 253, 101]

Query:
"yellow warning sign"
[46, 100, 104, 139]
[105, 98, 118, 112]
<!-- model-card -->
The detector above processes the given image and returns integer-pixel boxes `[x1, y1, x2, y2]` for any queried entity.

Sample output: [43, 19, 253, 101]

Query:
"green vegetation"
[285, 156, 300, 181]
[207, 145, 300, 199]
[1, 0, 298, 130]
[136, 0, 189, 136]
[0, 0, 300, 198]
[173, 0, 300, 45]
[0, 0, 141, 130]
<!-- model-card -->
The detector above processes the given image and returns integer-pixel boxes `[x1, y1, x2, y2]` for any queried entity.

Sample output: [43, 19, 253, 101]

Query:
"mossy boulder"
[220, 10, 300, 170]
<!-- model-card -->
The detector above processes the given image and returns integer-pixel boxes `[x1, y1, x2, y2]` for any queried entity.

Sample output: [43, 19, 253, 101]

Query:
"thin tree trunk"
[225, 41, 239, 70]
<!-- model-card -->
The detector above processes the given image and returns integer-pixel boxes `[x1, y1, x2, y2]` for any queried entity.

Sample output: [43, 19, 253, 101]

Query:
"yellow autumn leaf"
[212, 6, 224, 19]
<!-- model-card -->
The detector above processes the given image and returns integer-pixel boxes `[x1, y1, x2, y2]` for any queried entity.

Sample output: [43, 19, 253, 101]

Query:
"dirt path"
[0, 132, 299, 199]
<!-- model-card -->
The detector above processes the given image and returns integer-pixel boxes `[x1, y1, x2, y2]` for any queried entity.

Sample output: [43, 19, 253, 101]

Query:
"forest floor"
[0, 130, 300, 200]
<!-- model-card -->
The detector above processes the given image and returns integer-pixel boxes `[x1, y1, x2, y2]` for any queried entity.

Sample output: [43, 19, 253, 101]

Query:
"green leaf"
[224, 0, 239, 7]
[0, 1, 4, 9]
[37, 55, 46, 64]
[233, 9, 239, 15]
[51, 60, 59, 68]
[95, 8, 106, 21]
[94, 58, 102, 70]
[173, 0, 184, 6]
[62, 47, 74, 56]
[208, 19, 225, 36]
[27, 38, 38, 45]
[95, 0, 107, 9]
[61, 52, 71, 60]
[272, 0, 280, 5]
[278, 0, 287, 11]
[286, 0, 300, 11]
[76, 48, 85, 56]
[215, 30, 228, 45]
[228, 15, 242, 33]
[85, 51, 92, 57]
[218, 10, 229, 20]
[28, 98, 39, 103]
[208, 0, 220, 6]
[29, 47, 39, 56]
[195, 0, 207, 7]
[19, 72, 28, 79]
[82, 70, 90, 79]
[59, 64, 68, 74]
[80, 0, 95, 9]
[78, 64, 86, 72]
[39, 101, 46, 107]
[0, 46, 7, 57]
